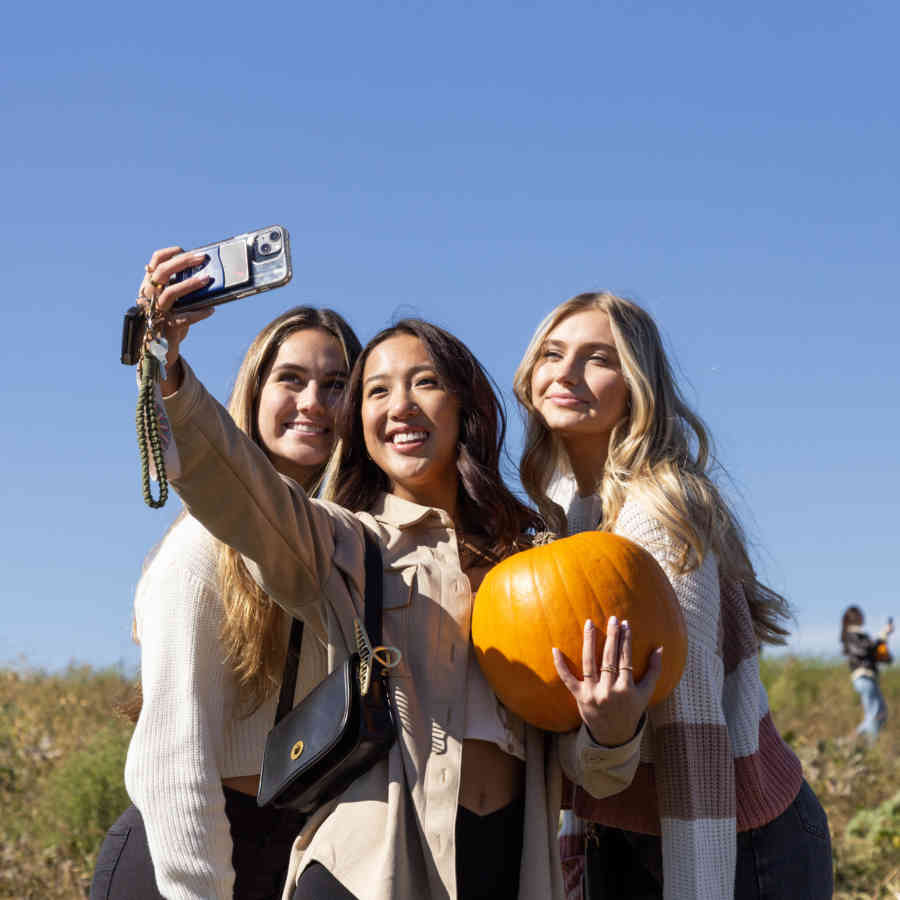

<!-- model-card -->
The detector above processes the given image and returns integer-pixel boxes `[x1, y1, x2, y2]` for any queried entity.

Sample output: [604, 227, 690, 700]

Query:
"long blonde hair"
[218, 306, 361, 712]
[514, 291, 790, 646]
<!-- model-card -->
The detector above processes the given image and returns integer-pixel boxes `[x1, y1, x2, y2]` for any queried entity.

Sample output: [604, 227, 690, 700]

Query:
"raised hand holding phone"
[138, 246, 218, 392]
[130, 228, 293, 508]
[122, 226, 292, 366]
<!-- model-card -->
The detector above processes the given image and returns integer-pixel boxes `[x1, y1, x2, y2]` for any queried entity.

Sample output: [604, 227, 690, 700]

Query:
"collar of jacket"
[369, 492, 455, 531]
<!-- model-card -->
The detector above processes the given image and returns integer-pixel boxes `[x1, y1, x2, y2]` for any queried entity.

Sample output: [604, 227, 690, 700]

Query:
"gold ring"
[149, 278, 166, 290]
[619, 665, 634, 672]
[600, 665, 618, 674]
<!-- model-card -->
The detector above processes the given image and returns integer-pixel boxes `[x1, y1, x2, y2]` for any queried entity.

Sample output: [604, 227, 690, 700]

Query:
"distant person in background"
[514, 291, 833, 900]
[841, 605, 893, 743]
[90, 298, 362, 900]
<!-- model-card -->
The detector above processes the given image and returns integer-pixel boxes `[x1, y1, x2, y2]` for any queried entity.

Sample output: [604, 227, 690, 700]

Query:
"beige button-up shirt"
[162, 360, 644, 900]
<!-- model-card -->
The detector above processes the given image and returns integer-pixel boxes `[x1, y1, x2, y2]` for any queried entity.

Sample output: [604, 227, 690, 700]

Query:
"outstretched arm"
[130, 246, 360, 631]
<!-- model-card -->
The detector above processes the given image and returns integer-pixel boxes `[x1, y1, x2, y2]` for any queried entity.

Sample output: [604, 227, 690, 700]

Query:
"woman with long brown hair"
[91, 304, 361, 900]
[125, 246, 662, 900]
[514, 292, 833, 899]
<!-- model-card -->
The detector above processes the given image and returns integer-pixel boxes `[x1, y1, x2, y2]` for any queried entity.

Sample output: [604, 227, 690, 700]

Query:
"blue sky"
[3, 1, 898, 672]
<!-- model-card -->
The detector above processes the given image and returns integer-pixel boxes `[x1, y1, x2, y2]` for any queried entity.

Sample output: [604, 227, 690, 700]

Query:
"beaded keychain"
[135, 294, 171, 508]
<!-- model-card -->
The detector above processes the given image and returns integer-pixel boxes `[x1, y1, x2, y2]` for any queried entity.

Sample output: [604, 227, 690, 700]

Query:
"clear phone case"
[171, 225, 292, 311]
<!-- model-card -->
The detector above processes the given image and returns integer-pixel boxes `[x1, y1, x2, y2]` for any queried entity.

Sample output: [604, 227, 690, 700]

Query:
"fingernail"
[609, 615, 618, 627]
[622, 619, 630, 630]
[585, 619, 593, 631]
[552, 647, 559, 658]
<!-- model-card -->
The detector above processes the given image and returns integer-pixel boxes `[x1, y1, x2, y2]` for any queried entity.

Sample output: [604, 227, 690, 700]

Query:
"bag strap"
[274, 526, 384, 725]
[275, 617, 304, 724]
[362, 528, 384, 646]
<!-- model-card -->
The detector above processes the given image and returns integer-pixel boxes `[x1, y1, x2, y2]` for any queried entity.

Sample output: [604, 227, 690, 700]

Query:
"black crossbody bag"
[257, 530, 397, 811]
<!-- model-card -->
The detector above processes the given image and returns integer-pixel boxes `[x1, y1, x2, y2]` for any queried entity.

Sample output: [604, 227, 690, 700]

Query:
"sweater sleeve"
[614, 499, 736, 900]
[124, 520, 235, 900]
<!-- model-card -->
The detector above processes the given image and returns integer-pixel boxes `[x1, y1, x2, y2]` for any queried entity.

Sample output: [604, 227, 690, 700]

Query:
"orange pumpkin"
[471, 531, 688, 732]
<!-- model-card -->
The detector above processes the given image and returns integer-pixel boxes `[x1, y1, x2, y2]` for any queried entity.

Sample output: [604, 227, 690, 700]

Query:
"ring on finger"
[619, 665, 634, 672]
[149, 278, 166, 291]
[600, 665, 618, 674]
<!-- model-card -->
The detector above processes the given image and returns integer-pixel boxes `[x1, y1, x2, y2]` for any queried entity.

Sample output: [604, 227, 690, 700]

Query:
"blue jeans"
[852, 674, 887, 741]
[585, 780, 833, 899]
[734, 781, 833, 900]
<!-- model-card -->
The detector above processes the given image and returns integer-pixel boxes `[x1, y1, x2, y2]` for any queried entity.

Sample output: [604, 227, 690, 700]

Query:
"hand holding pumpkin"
[471, 531, 687, 733]
[553, 616, 662, 747]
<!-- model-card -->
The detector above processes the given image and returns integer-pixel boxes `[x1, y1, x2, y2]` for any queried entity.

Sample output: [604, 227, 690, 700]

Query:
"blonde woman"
[514, 292, 832, 900]
[91, 306, 362, 900]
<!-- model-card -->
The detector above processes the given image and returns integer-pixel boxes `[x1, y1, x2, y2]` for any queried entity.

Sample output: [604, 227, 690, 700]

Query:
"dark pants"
[455, 793, 524, 900]
[585, 780, 833, 900]
[292, 794, 525, 900]
[90, 788, 306, 900]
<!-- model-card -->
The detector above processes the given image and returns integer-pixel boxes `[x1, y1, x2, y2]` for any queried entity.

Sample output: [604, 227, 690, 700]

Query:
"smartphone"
[120, 225, 292, 365]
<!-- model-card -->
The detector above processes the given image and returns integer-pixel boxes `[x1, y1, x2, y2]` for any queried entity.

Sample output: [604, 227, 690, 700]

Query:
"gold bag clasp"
[290, 740, 304, 761]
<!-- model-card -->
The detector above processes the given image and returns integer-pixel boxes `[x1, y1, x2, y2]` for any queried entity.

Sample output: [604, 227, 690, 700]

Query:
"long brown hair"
[122, 307, 362, 722]
[840, 605, 864, 654]
[515, 292, 791, 647]
[333, 319, 540, 560]
[218, 306, 361, 712]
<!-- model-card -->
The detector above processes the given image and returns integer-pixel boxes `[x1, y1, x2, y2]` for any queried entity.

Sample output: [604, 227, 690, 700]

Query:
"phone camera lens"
[269, 230, 280, 241]
[260, 243, 272, 254]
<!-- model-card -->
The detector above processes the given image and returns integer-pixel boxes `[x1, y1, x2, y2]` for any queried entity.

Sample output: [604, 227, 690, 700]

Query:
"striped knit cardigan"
[559, 496, 802, 900]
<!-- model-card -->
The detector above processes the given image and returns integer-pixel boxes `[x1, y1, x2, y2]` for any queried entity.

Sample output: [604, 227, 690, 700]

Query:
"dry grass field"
[1, 658, 898, 898]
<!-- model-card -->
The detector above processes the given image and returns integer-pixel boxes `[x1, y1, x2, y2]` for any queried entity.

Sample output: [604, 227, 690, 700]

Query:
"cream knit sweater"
[123, 514, 325, 899]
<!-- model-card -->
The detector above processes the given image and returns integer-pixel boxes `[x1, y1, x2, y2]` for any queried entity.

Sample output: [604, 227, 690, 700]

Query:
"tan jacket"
[163, 360, 644, 900]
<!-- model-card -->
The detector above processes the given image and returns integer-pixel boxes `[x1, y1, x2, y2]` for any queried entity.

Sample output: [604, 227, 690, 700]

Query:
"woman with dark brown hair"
[129, 245, 661, 900]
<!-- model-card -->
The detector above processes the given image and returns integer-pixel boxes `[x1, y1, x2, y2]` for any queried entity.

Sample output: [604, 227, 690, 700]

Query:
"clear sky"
[3, 0, 898, 672]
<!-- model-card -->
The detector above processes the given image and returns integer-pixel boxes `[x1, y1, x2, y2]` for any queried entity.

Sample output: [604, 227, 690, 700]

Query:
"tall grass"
[760, 654, 900, 899]
[1, 658, 898, 898]
[0, 665, 133, 899]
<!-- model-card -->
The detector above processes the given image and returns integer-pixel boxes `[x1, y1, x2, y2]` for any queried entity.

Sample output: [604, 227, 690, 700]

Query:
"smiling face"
[530, 308, 630, 459]
[255, 327, 348, 485]
[361, 333, 461, 514]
